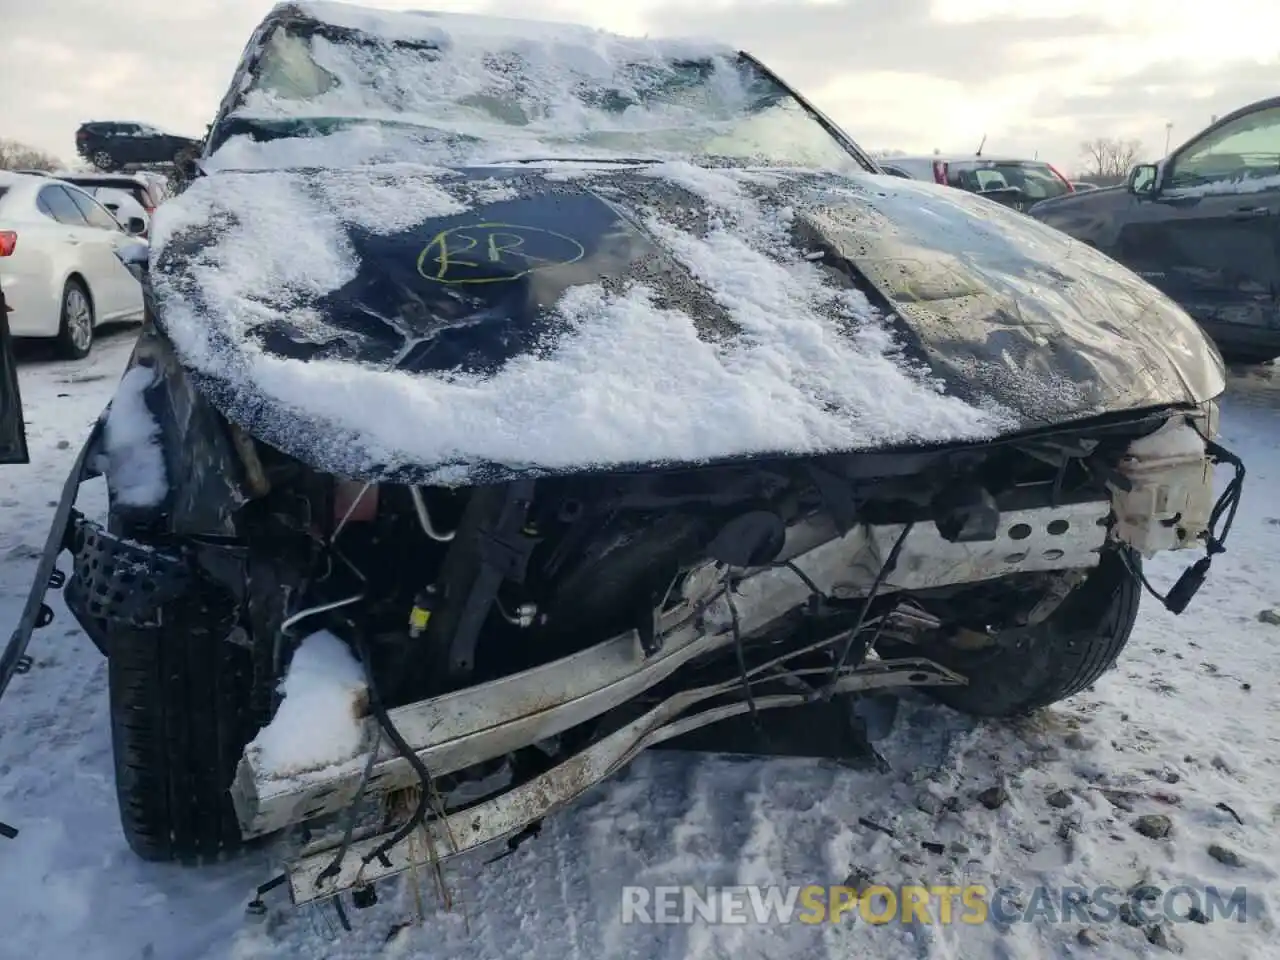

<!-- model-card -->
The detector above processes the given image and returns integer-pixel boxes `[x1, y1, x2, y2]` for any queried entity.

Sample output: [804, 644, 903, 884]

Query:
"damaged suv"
[2, 1, 1243, 911]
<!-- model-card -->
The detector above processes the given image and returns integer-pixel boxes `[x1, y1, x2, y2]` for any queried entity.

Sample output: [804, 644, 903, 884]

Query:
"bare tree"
[1078, 137, 1145, 178]
[0, 138, 63, 172]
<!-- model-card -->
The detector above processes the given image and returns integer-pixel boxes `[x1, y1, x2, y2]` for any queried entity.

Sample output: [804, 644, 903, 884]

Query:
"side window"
[36, 186, 89, 226]
[1167, 105, 1280, 192]
[65, 187, 122, 231]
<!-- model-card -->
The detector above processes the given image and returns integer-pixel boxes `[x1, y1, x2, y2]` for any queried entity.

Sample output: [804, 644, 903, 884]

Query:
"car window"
[1168, 106, 1280, 192]
[947, 161, 1071, 201]
[37, 185, 89, 226]
[65, 187, 123, 231]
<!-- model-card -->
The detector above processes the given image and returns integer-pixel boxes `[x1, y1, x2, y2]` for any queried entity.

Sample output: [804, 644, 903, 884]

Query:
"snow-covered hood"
[146, 161, 1225, 485]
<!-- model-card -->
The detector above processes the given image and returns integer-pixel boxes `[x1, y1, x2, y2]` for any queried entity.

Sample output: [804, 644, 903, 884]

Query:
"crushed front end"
[4, 320, 1236, 907]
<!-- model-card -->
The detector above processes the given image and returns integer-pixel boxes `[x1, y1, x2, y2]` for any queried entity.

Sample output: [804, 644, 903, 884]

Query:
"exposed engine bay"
[18, 377, 1233, 906]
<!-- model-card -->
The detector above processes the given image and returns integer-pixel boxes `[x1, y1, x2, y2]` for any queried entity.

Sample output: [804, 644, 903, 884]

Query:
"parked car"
[75, 121, 201, 172]
[1030, 98, 1280, 364]
[8, 2, 1239, 910]
[0, 172, 147, 358]
[0, 278, 27, 464]
[884, 155, 1076, 211]
[47, 172, 170, 237]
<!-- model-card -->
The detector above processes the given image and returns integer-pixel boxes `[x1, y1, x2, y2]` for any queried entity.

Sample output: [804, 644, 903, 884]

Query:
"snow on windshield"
[216, 2, 858, 170]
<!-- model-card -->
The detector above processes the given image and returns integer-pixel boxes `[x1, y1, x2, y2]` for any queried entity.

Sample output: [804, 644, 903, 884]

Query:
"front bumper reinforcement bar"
[286, 656, 965, 905]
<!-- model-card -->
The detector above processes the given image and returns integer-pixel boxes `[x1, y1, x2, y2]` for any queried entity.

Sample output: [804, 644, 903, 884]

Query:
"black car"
[1031, 96, 1280, 364]
[880, 155, 1076, 212]
[75, 121, 201, 173]
[3, 2, 1240, 910]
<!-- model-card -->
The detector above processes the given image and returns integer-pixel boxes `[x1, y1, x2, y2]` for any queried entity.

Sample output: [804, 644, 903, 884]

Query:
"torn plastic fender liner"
[120, 318, 254, 537]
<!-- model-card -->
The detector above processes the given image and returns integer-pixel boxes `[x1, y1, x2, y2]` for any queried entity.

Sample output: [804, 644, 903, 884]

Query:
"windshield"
[223, 20, 864, 171]
[946, 161, 1071, 202]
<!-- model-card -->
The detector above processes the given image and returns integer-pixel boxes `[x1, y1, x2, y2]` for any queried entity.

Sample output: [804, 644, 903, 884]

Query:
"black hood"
[148, 163, 1224, 483]
[1028, 183, 1137, 248]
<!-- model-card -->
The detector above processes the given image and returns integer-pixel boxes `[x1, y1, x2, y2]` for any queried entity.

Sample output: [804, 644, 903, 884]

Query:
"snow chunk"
[248, 630, 368, 778]
[149, 170, 360, 366]
[314, 167, 466, 234]
[102, 365, 167, 508]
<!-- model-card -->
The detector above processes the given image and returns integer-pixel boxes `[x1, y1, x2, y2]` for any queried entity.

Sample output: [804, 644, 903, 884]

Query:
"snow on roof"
[285, 1, 726, 52]
[148, 161, 1009, 483]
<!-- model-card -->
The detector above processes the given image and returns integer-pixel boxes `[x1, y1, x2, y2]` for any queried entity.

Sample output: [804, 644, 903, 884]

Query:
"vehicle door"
[37, 184, 132, 321]
[62, 185, 143, 319]
[1117, 103, 1280, 330]
[0, 278, 29, 464]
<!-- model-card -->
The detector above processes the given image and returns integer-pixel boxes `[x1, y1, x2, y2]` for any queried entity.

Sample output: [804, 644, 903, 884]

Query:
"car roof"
[0, 171, 54, 187]
[890, 155, 1047, 164]
[50, 170, 150, 186]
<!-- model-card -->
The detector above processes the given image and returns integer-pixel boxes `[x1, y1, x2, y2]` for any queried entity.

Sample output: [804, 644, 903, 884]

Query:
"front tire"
[106, 594, 261, 863]
[55, 279, 94, 360]
[911, 547, 1142, 717]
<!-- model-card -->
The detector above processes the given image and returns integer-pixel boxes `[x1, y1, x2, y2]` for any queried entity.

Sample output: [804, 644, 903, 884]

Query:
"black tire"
[55, 278, 94, 360]
[911, 547, 1141, 718]
[106, 593, 262, 863]
[91, 148, 118, 172]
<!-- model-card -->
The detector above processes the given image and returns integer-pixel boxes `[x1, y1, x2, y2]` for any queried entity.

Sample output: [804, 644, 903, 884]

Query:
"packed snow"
[99, 364, 167, 508]
[247, 629, 369, 778]
[207, 2, 861, 172]
[148, 161, 1011, 484]
[1, 329, 1279, 959]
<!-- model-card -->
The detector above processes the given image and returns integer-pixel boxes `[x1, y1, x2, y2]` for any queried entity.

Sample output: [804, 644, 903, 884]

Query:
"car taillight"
[932, 160, 948, 184]
[1047, 164, 1074, 191]
[75, 131, 88, 140]
[0, 231, 16, 257]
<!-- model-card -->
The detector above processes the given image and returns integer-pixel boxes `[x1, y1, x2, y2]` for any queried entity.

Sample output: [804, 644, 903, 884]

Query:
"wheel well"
[64, 273, 93, 316]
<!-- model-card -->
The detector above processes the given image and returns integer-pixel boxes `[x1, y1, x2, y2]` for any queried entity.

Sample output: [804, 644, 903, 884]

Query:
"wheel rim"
[65, 287, 92, 351]
[92, 150, 113, 168]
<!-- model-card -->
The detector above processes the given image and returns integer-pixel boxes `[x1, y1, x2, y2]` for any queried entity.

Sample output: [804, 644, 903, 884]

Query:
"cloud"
[1, 0, 1277, 174]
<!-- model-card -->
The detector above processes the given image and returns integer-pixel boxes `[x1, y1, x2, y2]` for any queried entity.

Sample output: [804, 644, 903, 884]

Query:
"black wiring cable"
[350, 629, 438, 868]
[315, 701, 383, 886]
[1121, 419, 1245, 614]
[721, 581, 761, 731]
[824, 522, 915, 691]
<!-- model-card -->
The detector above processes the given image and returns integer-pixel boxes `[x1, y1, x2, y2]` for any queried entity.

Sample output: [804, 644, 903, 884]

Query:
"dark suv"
[75, 121, 201, 172]
[1030, 96, 1280, 364]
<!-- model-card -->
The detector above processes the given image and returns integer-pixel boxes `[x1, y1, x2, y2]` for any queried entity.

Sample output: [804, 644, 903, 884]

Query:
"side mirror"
[125, 217, 147, 236]
[114, 240, 150, 282]
[1127, 163, 1159, 197]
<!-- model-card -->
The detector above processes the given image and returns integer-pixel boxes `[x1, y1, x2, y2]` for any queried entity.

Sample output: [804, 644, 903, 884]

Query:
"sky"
[2, 0, 1277, 174]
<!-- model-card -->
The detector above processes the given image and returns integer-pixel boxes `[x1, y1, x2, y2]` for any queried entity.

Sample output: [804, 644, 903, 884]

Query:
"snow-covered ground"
[1, 333, 1277, 960]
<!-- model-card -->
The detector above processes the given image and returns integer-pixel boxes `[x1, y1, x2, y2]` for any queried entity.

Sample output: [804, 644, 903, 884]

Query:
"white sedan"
[0, 171, 146, 359]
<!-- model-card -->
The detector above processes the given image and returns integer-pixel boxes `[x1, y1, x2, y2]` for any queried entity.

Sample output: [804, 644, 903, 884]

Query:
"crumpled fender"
[105, 298, 254, 537]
